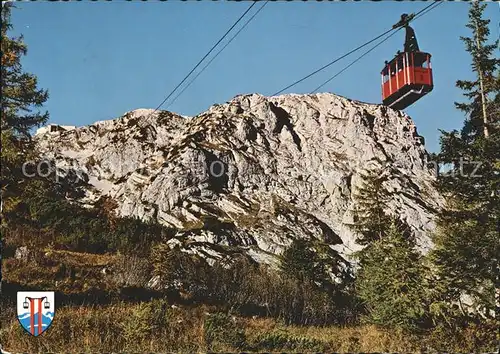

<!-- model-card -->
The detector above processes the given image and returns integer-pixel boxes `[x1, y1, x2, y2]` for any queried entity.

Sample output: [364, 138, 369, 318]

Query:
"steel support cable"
[413, 0, 443, 21]
[271, 1, 438, 97]
[147, 1, 258, 117]
[166, 0, 269, 109]
[271, 28, 396, 96]
[312, 1, 444, 94]
[311, 29, 403, 94]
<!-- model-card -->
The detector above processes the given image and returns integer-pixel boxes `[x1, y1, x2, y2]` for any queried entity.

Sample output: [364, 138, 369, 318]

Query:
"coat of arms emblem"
[17, 291, 55, 336]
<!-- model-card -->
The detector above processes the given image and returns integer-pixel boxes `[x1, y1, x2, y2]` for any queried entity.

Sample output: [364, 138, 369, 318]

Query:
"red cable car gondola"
[381, 14, 434, 110]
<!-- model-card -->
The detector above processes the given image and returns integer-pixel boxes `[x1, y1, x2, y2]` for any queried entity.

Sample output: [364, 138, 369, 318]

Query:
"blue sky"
[10, 1, 499, 153]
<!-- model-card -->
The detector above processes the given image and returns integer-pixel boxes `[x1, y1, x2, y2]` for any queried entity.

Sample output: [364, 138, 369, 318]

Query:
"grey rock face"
[35, 94, 443, 264]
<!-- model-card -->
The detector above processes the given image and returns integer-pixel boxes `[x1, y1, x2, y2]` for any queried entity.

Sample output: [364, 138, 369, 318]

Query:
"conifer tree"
[281, 239, 323, 283]
[355, 222, 430, 331]
[432, 1, 499, 319]
[1, 2, 49, 136]
[280, 238, 349, 291]
[454, 1, 499, 140]
[350, 164, 394, 245]
[1, 3, 49, 215]
[437, 1, 499, 204]
[347, 162, 430, 329]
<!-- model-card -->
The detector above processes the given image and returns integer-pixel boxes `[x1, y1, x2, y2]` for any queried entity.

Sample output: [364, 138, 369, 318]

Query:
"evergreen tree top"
[1, 2, 49, 138]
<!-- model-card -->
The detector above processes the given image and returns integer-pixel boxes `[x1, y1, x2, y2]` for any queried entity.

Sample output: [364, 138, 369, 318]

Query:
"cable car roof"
[384, 51, 432, 66]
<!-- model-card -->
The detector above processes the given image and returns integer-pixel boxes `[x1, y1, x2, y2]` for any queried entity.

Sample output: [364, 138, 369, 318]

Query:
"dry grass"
[0, 301, 209, 352]
[2, 247, 497, 352]
[243, 318, 499, 352]
[3, 249, 118, 293]
[242, 317, 418, 352]
[254, 323, 419, 352]
[47, 249, 116, 267]
[1, 302, 496, 353]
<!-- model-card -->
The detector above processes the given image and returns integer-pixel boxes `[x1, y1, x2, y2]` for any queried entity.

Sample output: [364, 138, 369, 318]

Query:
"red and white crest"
[17, 291, 56, 336]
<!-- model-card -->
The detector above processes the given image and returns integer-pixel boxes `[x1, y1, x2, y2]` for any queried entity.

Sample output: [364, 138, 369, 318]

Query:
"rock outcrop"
[35, 93, 444, 265]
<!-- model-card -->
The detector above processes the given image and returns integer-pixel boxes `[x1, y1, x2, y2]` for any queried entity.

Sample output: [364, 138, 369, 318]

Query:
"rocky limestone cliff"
[35, 93, 444, 266]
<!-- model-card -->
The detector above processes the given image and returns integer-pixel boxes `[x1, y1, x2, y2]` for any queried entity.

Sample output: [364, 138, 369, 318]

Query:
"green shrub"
[426, 318, 499, 352]
[250, 330, 324, 351]
[355, 223, 431, 331]
[121, 299, 171, 347]
[203, 312, 246, 350]
[10, 182, 175, 254]
[151, 246, 358, 326]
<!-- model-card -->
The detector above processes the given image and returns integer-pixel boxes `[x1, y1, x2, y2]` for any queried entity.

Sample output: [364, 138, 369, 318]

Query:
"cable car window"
[414, 52, 427, 68]
[389, 62, 396, 76]
[397, 56, 404, 72]
[382, 67, 389, 83]
[422, 59, 429, 68]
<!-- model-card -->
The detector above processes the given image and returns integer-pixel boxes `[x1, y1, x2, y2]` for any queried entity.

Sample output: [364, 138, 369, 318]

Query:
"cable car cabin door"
[381, 52, 433, 110]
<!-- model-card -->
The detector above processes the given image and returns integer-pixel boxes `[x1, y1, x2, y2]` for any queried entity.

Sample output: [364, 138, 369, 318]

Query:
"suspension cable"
[413, 0, 443, 21]
[311, 29, 403, 94]
[147, 2, 258, 117]
[312, 1, 444, 94]
[166, 1, 269, 109]
[271, 28, 395, 96]
[271, 1, 438, 97]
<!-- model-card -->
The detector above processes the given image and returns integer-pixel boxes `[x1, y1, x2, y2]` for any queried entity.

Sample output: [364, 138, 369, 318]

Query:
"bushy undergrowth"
[152, 245, 360, 326]
[203, 312, 246, 350]
[4, 181, 175, 255]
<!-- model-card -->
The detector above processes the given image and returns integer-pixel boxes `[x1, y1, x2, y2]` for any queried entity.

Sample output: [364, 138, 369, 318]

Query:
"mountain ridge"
[35, 92, 444, 266]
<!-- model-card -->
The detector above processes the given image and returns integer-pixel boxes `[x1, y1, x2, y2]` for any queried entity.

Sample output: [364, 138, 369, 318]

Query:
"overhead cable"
[166, 1, 269, 109]
[312, 1, 444, 93]
[148, 1, 258, 117]
[271, 1, 438, 96]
